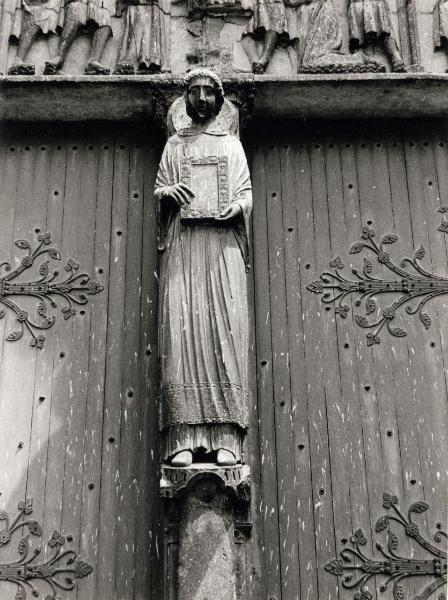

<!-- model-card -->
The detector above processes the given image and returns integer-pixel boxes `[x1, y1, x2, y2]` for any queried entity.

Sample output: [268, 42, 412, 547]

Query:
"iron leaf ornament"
[0, 498, 93, 599]
[325, 493, 447, 600]
[307, 225, 448, 345]
[0, 231, 103, 348]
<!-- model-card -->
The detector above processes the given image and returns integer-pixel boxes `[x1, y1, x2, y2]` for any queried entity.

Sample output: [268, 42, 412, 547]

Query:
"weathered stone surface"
[2, 73, 448, 122]
[178, 480, 237, 600]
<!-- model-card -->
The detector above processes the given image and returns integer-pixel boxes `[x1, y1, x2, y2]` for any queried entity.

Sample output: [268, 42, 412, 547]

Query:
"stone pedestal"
[161, 464, 251, 600]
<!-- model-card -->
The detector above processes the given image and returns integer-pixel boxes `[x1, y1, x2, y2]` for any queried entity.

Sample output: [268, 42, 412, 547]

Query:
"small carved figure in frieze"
[155, 68, 252, 468]
[7, 0, 63, 75]
[115, 0, 170, 74]
[348, 0, 406, 71]
[285, 0, 384, 72]
[434, 0, 448, 68]
[242, 0, 288, 73]
[242, 0, 384, 73]
[43, 0, 115, 74]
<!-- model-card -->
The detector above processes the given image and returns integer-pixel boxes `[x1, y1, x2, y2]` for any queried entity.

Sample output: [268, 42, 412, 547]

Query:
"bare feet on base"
[171, 450, 193, 467]
[216, 449, 237, 466]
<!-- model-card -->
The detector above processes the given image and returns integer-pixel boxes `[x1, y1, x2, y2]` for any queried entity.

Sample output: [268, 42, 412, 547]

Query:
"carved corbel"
[160, 465, 252, 600]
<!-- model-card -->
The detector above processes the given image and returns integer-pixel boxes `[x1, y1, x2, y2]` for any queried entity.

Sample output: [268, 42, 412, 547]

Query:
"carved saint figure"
[115, 0, 170, 74]
[348, 0, 406, 71]
[284, 0, 381, 72]
[243, 0, 382, 73]
[434, 0, 448, 67]
[7, 0, 63, 74]
[43, 0, 115, 73]
[155, 69, 252, 468]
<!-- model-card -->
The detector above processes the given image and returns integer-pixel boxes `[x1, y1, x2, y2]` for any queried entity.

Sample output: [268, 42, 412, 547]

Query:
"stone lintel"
[2, 73, 448, 122]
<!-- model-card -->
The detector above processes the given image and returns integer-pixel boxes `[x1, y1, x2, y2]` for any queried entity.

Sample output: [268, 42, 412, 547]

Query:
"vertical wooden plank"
[115, 137, 143, 599]
[324, 136, 375, 598]
[40, 135, 69, 550]
[355, 135, 405, 515]
[136, 138, 162, 600]
[77, 131, 114, 600]
[265, 143, 300, 600]
[0, 137, 38, 518]
[23, 138, 54, 537]
[0, 132, 16, 397]
[60, 136, 98, 579]
[307, 139, 339, 600]
[405, 130, 448, 530]
[339, 135, 385, 586]
[251, 144, 281, 599]
[96, 133, 129, 600]
[287, 140, 320, 600]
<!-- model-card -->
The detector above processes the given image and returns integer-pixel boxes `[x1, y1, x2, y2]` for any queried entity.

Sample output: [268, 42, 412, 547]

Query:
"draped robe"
[155, 127, 252, 460]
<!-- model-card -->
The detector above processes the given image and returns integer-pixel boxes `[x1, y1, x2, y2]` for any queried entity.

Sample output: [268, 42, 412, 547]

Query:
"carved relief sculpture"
[115, 0, 170, 74]
[242, 0, 385, 73]
[242, 0, 289, 73]
[155, 68, 252, 468]
[43, 0, 115, 74]
[434, 0, 448, 69]
[7, 0, 62, 74]
[348, 0, 406, 71]
[285, 0, 384, 72]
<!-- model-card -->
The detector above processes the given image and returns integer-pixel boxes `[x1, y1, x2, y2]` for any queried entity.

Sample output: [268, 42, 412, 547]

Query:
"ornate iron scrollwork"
[0, 498, 93, 599]
[307, 225, 448, 345]
[325, 493, 447, 600]
[0, 231, 103, 348]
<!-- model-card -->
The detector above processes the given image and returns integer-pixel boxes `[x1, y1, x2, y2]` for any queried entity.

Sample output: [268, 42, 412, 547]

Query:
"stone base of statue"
[161, 464, 252, 600]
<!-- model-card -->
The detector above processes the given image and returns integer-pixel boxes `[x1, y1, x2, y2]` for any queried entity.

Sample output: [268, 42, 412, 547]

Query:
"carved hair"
[184, 68, 225, 115]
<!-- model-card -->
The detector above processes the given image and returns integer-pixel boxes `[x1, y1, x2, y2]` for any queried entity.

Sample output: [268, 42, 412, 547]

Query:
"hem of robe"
[163, 424, 245, 461]
[161, 382, 249, 431]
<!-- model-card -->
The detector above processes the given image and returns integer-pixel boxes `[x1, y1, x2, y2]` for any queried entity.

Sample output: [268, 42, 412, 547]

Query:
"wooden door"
[247, 120, 448, 600]
[0, 123, 162, 600]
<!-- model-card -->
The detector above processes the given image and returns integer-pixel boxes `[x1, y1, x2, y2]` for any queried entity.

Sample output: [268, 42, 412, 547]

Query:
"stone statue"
[43, 0, 115, 74]
[348, 0, 406, 71]
[154, 68, 252, 468]
[7, 0, 63, 74]
[434, 0, 448, 66]
[285, 0, 383, 72]
[243, 0, 384, 73]
[115, 0, 170, 74]
[242, 0, 288, 73]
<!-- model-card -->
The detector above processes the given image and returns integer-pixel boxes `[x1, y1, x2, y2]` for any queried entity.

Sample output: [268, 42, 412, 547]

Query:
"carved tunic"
[9, 0, 62, 39]
[63, 0, 115, 27]
[117, 0, 170, 71]
[286, 0, 348, 67]
[348, 0, 396, 48]
[245, 0, 288, 37]
[434, 0, 448, 49]
[156, 128, 252, 453]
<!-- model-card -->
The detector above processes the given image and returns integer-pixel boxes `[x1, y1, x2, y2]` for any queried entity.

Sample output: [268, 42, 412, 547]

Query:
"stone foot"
[252, 60, 266, 74]
[216, 449, 237, 466]
[137, 62, 162, 75]
[114, 61, 135, 75]
[391, 59, 407, 73]
[8, 62, 35, 75]
[44, 58, 62, 75]
[171, 450, 193, 467]
[85, 60, 110, 75]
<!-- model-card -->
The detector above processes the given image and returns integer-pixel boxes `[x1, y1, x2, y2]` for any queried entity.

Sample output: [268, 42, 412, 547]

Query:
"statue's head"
[184, 68, 225, 124]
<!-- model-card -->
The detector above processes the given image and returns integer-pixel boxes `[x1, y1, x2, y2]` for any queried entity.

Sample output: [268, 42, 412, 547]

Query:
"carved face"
[186, 76, 217, 123]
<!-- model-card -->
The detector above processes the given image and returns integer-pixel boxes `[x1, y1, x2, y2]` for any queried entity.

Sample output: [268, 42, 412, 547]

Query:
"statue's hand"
[215, 203, 243, 221]
[159, 183, 195, 207]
